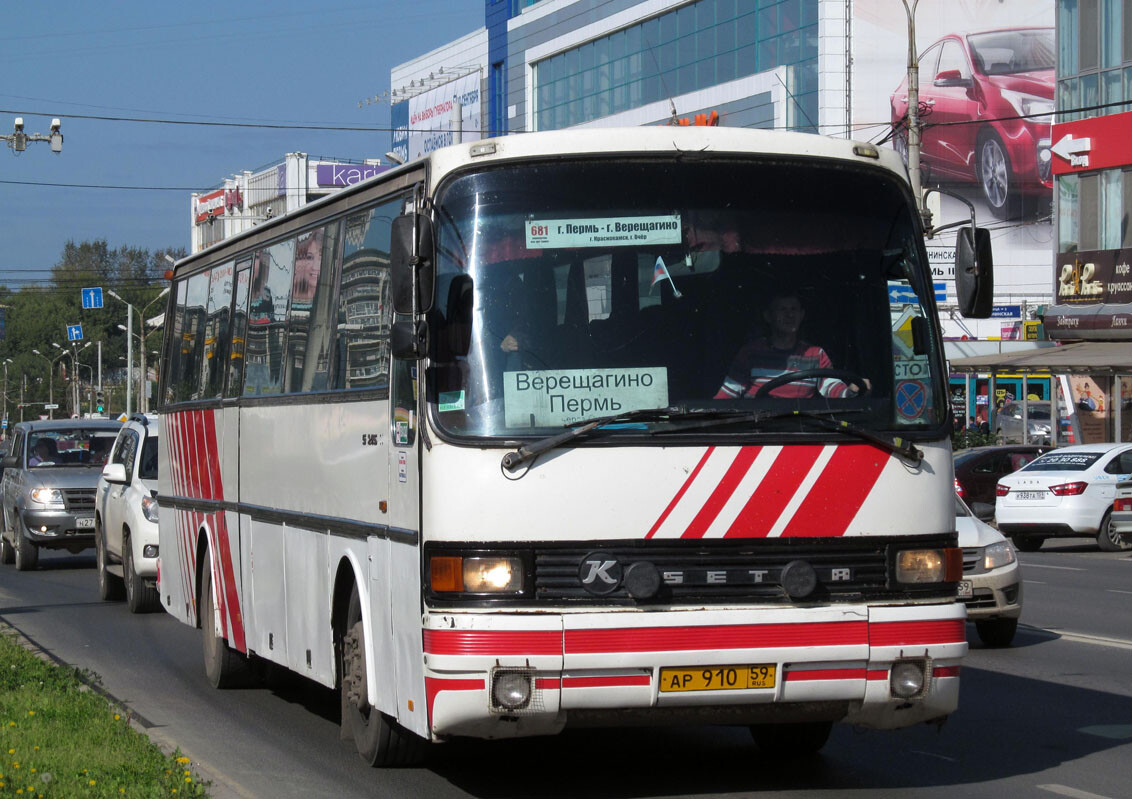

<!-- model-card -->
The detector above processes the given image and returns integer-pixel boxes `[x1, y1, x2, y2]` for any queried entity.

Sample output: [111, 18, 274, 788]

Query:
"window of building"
[533, 0, 819, 133]
[1059, 174, 1079, 253]
[1080, 172, 1099, 251]
[1059, 77, 1080, 121]
[1059, 0, 1079, 75]
[1123, 167, 1132, 247]
[1101, 169, 1124, 249]
[1103, 0, 1123, 68]
[1080, 0, 1099, 72]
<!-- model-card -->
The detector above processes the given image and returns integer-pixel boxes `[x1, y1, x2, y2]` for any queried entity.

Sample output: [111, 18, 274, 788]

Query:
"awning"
[949, 341, 1132, 374]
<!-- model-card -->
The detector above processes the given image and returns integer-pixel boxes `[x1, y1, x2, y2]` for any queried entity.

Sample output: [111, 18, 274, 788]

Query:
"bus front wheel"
[340, 587, 425, 767]
[201, 553, 248, 688]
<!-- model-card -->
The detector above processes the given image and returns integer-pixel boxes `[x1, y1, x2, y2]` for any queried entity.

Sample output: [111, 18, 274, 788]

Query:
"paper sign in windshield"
[503, 367, 669, 427]
[525, 215, 682, 249]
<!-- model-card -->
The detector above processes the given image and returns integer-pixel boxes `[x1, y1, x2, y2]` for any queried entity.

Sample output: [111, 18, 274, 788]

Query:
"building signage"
[1055, 248, 1132, 305]
[194, 189, 226, 224]
[316, 163, 390, 187]
[991, 304, 1022, 318]
[1050, 110, 1132, 175]
[393, 72, 482, 163]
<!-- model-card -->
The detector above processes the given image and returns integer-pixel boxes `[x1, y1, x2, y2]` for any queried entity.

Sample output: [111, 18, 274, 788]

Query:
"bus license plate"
[1015, 491, 1046, 500]
[659, 664, 776, 692]
[76, 517, 95, 529]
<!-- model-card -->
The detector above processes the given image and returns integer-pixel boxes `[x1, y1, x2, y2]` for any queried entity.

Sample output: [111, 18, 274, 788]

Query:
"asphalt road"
[0, 539, 1129, 799]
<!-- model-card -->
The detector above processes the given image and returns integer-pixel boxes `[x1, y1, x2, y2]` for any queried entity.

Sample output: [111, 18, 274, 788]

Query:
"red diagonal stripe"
[724, 445, 824, 538]
[780, 445, 890, 537]
[203, 410, 245, 653]
[565, 622, 868, 653]
[645, 447, 714, 539]
[680, 447, 760, 539]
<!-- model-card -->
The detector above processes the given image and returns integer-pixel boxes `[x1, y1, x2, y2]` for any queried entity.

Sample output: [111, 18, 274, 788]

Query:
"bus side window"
[244, 239, 296, 396]
[202, 261, 234, 399]
[164, 279, 188, 405]
[226, 263, 252, 398]
[392, 358, 416, 447]
[285, 222, 340, 393]
[178, 271, 210, 402]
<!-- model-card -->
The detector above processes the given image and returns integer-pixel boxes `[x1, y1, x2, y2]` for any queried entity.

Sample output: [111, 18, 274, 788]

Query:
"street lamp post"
[901, 0, 928, 227]
[108, 287, 168, 414]
[2, 358, 11, 434]
[30, 348, 67, 419]
[52, 341, 91, 418]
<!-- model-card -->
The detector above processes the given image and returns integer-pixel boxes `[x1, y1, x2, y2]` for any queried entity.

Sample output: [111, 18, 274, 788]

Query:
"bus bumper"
[421, 602, 965, 740]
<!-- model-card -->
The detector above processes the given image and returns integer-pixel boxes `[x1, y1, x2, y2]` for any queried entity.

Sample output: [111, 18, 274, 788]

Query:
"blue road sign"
[67, 324, 83, 341]
[81, 287, 104, 309]
[934, 282, 948, 301]
[896, 380, 927, 420]
[888, 285, 918, 304]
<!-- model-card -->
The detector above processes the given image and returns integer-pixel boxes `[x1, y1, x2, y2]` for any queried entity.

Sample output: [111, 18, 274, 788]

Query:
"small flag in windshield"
[650, 256, 682, 298]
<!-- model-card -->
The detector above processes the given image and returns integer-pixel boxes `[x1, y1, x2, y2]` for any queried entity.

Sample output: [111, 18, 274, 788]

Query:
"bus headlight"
[29, 488, 65, 509]
[430, 554, 524, 594]
[890, 660, 927, 698]
[895, 548, 962, 584]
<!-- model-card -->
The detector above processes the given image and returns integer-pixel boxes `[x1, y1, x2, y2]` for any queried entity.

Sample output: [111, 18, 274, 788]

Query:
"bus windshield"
[428, 157, 944, 439]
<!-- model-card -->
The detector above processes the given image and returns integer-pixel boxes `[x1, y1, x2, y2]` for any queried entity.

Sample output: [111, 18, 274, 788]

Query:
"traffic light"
[96, 389, 105, 414]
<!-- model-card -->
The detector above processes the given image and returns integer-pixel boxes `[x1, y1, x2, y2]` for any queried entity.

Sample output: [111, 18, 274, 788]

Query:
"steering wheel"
[753, 368, 870, 398]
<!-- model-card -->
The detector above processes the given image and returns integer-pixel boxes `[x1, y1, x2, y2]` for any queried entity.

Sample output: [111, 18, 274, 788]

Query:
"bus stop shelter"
[949, 341, 1132, 445]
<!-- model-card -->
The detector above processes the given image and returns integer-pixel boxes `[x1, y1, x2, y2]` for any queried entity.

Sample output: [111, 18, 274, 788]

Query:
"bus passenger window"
[226, 263, 251, 398]
[244, 238, 295, 396]
[285, 223, 339, 393]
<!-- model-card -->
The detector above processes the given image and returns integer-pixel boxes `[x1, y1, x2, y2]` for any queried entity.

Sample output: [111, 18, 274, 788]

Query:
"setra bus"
[156, 126, 994, 765]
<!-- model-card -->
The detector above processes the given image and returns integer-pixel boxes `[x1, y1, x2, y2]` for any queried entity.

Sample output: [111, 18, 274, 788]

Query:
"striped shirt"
[715, 339, 850, 399]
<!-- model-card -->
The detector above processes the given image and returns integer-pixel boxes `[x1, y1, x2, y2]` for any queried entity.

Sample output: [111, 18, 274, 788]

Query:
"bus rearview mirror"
[955, 226, 993, 318]
[390, 214, 435, 316]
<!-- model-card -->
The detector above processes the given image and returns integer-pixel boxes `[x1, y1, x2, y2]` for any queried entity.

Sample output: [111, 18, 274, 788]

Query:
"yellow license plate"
[659, 664, 777, 692]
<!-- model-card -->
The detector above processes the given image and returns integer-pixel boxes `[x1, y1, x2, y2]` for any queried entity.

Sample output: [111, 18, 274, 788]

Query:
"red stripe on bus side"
[423, 629, 562, 656]
[723, 445, 824, 538]
[203, 409, 245, 652]
[870, 620, 966, 647]
[565, 622, 868, 654]
[644, 447, 714, 539]
[779, 445, 889, 538]
[424, 677, 484, 729]
[679, 447, 760, 539]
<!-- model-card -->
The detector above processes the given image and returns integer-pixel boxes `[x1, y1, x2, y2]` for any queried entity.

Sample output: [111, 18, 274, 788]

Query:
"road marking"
[1107, 589, 1132, 595]
[1038, 785, 1113, 799]
[1021, 563, 1086, 571]
[1079, 724, 1132, 740]
[1025, 626, 1132, 650]
[1024, 580, 1047, 585]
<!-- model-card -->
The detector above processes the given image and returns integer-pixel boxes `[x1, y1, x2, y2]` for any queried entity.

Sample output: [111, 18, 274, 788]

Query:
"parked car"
[995, 443, 1132, 552]
[953, 444, 1049, 516]
[890, 27, 1054, 218]
[0, 419, 122, 570]
[95, 414, 161, 613]
[995, 401, 1068, 445]
[1112, 479, 1132, 546]
[956, 494, 1022, 647]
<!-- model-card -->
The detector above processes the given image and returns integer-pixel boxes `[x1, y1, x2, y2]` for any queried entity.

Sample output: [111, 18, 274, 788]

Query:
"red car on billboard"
[891, 28, 1054, 218]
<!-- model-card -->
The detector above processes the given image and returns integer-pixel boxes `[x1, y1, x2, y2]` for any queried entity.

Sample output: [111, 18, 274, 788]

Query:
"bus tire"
[96, 522, 125, 601]
[202, 554, 249, 688]
[340, 587, 425, 767]
[750, 721, 833, 757]
[124, 533, 160, 613]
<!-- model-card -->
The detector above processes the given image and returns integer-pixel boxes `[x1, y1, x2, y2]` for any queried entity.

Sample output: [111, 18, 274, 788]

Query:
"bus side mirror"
[955, 226, 994, 318]
[391, 318, 428, 360]
[390, 213, 435, 316]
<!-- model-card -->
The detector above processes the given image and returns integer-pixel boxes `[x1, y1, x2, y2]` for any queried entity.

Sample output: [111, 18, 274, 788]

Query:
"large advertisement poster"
[852, 0, 1054, 337]
[390, 72, 482, 164]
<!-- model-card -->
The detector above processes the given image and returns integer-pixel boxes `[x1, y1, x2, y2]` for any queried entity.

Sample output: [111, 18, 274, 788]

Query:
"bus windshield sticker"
[525, 215, 682, 249]
[503, 367, 669, 427]
[438, 390, 466, 412]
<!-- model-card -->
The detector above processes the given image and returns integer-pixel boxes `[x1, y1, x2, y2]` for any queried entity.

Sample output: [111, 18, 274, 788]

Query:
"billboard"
[390, 72, 482, 164]
[852, 0, 1055, 337]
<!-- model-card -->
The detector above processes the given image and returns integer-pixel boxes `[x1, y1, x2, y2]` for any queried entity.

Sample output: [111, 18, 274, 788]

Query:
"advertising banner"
[397, 72, 482, 163]
[1067, 374, 1109, 444]
[852, 0, 1054, 320]
[1055, 248, 1132, 306]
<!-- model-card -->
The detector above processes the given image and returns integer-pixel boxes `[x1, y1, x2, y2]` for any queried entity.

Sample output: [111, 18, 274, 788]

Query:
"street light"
[30, 348, 68, 419]
[52, 341, 91, 418]
[2, 358, 12, 433]
[108, 287, 169, 414]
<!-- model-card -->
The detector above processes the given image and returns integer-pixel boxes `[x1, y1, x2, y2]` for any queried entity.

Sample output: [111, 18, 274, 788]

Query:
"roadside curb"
[0, 618, 248, 799]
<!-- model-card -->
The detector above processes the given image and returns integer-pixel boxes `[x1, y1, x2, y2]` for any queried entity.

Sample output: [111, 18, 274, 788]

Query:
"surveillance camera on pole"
[49, 119, 63, 154]
[4, 116, 62, 155]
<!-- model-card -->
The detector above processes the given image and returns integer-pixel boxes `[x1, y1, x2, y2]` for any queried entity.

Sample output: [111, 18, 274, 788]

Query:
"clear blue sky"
[0, 0, 482, 289]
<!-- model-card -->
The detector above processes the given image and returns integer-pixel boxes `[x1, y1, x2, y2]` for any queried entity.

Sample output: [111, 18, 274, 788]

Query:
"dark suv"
[0, 419, 122, 570]
[954, 444, 1050, 518]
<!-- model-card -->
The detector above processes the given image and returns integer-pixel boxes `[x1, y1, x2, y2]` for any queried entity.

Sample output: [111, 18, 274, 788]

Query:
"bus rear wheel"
[340, 587, 425, 767]
[201, 553, 248, 688]
[750, 721, 833, 757]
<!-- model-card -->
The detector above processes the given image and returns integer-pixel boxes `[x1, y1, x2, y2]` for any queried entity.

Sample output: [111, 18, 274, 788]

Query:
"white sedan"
[956, 495, 1022, 647]
[995, 443, 1132, 552]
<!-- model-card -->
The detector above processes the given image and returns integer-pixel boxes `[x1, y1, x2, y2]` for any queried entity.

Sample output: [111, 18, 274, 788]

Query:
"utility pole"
[901, 0, 929, 229]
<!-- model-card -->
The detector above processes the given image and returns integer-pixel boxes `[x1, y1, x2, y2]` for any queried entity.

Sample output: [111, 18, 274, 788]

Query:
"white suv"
[95, 414, 161, 613]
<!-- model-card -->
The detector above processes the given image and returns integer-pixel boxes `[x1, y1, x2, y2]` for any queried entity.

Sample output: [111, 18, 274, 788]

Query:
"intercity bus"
[156, 127, 993, 765]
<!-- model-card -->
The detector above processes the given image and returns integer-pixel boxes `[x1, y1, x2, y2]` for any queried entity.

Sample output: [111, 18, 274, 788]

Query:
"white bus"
[157, 126, 993, 765]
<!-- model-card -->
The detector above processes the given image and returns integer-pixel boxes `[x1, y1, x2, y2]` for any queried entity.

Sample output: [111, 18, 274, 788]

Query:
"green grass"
[0, 629, 209, 798]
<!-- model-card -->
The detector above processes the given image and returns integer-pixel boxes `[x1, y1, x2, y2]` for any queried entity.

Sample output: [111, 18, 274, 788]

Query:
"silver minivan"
[0, 419, 122, 570]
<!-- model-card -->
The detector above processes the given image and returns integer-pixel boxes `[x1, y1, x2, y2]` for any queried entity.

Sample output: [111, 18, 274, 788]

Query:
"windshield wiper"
[500, 405, 733, 470]
[653, 409, 922, 465]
